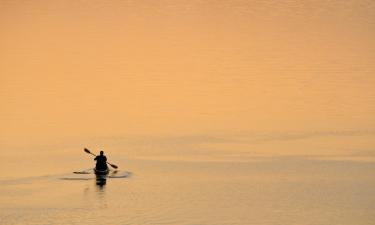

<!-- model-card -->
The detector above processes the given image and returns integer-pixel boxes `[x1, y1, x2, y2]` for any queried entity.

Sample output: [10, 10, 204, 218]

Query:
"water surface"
[1, 0, 375, 224]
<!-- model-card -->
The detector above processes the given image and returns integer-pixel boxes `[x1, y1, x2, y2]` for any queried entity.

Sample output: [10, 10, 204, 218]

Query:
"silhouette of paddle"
[84, 148, 118, 169]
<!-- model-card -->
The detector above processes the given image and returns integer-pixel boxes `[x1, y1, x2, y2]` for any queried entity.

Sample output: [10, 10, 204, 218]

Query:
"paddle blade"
[84, 148, 91, 154]
[109, 163, 118, 169]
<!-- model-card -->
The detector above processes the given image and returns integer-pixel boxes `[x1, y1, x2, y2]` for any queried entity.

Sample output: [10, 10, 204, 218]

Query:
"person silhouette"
[94, 151, 108, 171]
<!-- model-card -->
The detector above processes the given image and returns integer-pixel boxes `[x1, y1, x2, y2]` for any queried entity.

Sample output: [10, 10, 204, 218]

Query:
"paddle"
[84, 148, 119, 169]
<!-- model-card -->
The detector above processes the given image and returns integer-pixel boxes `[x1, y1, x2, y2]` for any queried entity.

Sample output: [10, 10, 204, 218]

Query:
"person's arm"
[94, 156, 98, 161]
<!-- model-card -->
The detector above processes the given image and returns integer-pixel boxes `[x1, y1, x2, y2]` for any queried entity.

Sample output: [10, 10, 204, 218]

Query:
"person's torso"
[96, 155, 107, 163]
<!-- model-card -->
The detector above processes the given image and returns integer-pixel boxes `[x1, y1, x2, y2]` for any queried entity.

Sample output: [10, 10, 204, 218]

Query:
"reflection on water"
[96, 176, 107, 186]
[95, 182, 106, 207]
[96, 182, 106, 192]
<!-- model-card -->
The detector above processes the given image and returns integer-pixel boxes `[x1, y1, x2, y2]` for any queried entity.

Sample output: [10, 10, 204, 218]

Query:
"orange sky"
[1, 0, 374, 149]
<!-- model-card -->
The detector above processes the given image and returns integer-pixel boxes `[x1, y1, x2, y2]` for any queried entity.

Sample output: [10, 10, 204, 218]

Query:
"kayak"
[94, 168, 109, 186]
[94, 168, 109, 175]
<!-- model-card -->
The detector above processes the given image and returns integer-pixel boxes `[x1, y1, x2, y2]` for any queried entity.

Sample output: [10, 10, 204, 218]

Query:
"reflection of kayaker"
[94, 151, 108, 171]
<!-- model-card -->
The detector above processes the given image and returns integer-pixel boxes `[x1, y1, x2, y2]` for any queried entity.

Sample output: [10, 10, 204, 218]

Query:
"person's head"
[100, 151, 104, 155]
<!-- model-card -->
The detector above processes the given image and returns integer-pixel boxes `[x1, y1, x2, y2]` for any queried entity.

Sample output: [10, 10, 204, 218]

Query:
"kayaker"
[94, 151, 108, 171]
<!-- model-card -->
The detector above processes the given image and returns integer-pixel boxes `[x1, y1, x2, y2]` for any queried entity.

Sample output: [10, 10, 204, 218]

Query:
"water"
[1, 0, 375, 224]
[1, 158, 375, 225]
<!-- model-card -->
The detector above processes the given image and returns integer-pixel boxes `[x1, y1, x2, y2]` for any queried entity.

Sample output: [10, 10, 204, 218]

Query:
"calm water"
[1, 157, 375, 225]
[1, 0, 375, 224]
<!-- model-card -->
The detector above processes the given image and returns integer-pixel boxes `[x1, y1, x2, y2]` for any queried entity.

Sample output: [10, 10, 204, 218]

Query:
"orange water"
[1, 0, 374, 224]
